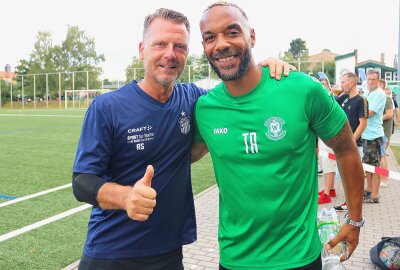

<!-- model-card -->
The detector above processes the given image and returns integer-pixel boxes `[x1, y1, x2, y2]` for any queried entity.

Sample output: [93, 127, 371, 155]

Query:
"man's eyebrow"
[202, 23, 242, 36]
[202, 30, 213, 36]
[226, 23, 241, 30]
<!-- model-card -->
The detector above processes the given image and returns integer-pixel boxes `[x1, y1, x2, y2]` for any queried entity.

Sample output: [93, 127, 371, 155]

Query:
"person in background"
[392, 91, 400, 128]
[378, 79, 393, 188]
[317, 76, 338, 204]
[362, 70, 386, 203]
[334, 72, 368, 211]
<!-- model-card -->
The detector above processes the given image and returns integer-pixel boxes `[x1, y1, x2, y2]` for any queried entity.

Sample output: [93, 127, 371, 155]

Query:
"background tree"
[124, 53, 219, 83]
[178, 54, 197, 82]
[191, 54, 219, 81]
[14, 26, 105, 99]
[282, 38, 310, 71]
[125, 56, 144, 82]
[61, 26, 105, 90]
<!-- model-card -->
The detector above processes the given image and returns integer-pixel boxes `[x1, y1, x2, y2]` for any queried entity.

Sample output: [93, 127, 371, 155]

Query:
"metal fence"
[0, 61, 331, 109]
[0, 71, 123, 109]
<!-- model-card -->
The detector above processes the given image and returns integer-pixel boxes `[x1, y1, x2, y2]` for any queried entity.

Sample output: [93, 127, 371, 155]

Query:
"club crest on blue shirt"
[178, 111, 191, 134]
[264, 116, 286, 141]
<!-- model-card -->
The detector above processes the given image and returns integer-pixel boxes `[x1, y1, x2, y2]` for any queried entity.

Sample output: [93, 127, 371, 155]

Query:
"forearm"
[97, 182, 132, 210]
[323, 122, 363, 221]
[382, 110, 393, 121]
[353, 122, 366, 142]
[353, 129, 362, 142]
[336, 151, 364, 221]
[368, 110, 375, 117]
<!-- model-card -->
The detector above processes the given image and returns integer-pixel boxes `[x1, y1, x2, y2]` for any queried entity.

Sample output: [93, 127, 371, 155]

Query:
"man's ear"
[250, 28, 256, 48]
[139, 42, 144, 60]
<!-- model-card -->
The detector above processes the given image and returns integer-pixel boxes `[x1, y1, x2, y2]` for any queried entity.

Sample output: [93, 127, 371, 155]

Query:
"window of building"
[385, 72, 392, 81]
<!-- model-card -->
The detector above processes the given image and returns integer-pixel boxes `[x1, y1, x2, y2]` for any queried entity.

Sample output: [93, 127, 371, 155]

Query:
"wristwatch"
[345, 214, 365, 228]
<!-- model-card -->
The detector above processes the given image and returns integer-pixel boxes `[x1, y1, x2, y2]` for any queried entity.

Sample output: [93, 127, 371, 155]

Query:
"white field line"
[0, 183, 72, 208]
[0, 114, 83, 118]
[0, 204, 91, 243]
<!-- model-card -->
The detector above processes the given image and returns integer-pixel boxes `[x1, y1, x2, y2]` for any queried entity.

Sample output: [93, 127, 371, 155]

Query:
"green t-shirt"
[383, 96, 394, 137]
[194, 67, 347, 269]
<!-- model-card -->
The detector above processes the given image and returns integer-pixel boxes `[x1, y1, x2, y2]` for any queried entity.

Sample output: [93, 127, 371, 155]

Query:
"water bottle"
[317, 207, 347, 270]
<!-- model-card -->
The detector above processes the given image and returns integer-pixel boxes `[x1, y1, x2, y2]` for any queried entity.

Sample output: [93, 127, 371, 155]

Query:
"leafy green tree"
[178, 55, 197, 82]
[61, 26, 105, 89]
[181, 54, 220, 82]
[283, 38, 309, 71]
[288, 38, 308, 59]
[125, 56, 144, 82]
[0, 80, 11, 105]
[124, 53, 219, 83]
[14, 26, 105, 98]
[191, 54, 217, 81]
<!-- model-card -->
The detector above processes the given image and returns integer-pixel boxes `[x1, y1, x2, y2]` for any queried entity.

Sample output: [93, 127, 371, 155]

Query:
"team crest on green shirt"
[264, 117, 286, 140]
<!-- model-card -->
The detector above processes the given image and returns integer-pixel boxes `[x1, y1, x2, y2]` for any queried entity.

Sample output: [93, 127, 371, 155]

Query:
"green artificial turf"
[0, 109, 216, 270]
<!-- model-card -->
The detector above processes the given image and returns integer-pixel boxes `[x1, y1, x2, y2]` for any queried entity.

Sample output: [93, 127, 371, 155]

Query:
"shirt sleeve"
[385, 97, 394, 110]
[73, 98, 113, 176]
[356, 96, 369, 119]
[306, 79, 347, 140]
[185, 83, 208, 97]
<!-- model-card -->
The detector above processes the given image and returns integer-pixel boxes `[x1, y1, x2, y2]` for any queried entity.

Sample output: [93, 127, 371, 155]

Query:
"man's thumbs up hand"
[126, 165, 157, 221]
[140, 165, 154, 187]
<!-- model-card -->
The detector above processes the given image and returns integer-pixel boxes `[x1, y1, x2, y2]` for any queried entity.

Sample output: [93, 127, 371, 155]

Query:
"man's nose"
[214, 35, 230, 52]
[164, 44, 177, 59]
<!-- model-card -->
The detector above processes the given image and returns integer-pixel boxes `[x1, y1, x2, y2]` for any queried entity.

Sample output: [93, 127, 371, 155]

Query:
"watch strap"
[345, 214, 365, 228]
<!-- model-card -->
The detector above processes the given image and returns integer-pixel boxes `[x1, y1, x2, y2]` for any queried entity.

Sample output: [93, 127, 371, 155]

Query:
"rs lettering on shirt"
[242, 132, 258, 154]
[136, 143, 144, 150]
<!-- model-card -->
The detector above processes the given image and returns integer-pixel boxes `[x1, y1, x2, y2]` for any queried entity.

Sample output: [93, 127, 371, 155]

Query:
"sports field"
[0, 109, 216, 270]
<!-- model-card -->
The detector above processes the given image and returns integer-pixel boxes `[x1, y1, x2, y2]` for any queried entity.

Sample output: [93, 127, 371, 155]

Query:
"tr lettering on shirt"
[242, 132, 258, 154]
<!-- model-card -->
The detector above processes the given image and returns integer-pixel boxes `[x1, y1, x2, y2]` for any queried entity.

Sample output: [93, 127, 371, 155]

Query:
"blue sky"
[1, 0, 398, 80]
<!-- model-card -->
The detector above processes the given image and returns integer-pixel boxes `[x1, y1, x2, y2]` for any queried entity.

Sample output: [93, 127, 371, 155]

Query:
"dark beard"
[207, 47, 252, 81]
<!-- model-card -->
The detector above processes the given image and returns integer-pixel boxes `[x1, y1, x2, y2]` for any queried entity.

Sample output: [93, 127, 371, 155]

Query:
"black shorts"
[78, 247, 184, 270]
[219, 255, 322, 270]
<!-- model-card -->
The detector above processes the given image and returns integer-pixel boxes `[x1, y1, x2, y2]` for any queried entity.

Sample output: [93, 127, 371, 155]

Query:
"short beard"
[156, 76, 177, 88]
[153, 70, 182, 89]
[207, 47, 252, 81]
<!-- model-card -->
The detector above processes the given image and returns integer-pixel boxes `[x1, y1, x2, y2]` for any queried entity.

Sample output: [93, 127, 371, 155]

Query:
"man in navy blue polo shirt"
[72, 8, 292, 270]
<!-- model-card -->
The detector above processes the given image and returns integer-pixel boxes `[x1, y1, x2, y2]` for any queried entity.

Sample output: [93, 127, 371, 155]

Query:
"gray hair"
[143, 8, 190, 39]
[367, 69, 380, 78]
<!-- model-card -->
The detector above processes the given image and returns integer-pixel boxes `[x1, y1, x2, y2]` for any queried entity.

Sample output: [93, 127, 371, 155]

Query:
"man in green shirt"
[192, 2, 364, 269]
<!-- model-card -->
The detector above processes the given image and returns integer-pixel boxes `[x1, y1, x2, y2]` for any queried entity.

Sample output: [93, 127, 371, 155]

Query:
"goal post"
[64, 89, 111, 109]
